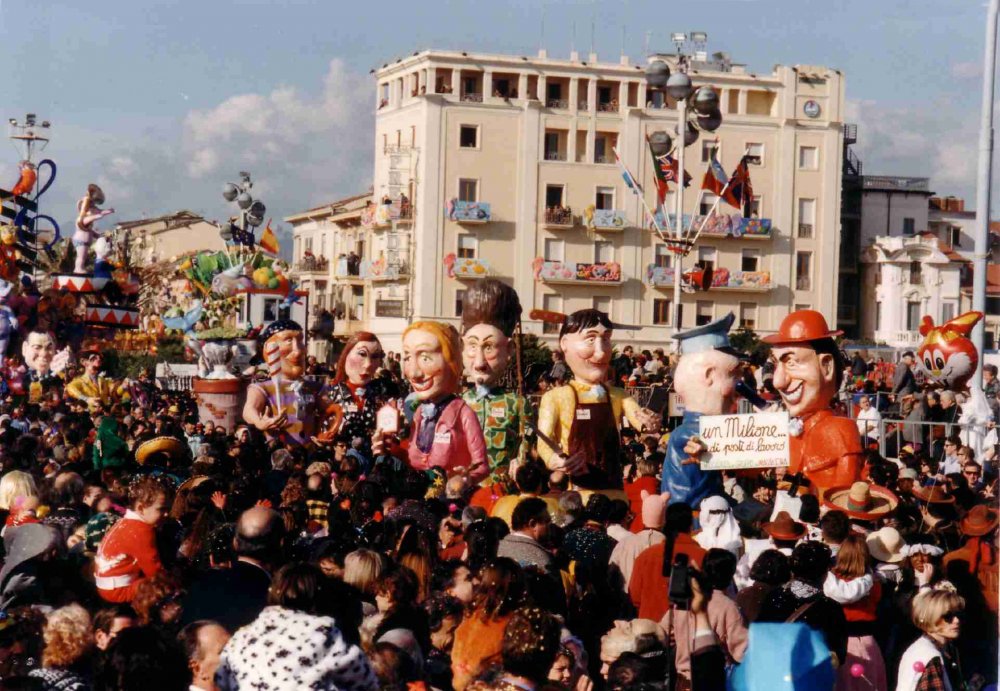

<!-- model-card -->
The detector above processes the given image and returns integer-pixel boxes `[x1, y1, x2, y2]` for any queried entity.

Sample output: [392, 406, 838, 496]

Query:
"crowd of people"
[0, 296, 997, 691]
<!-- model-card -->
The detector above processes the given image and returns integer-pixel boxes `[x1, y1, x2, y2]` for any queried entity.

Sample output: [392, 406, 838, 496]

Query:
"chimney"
[930, 196, 942, 210]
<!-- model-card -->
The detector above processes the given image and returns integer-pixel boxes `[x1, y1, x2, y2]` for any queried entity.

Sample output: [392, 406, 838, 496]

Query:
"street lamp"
[221, 171, 266, 239]
[645, 33, 724, 335]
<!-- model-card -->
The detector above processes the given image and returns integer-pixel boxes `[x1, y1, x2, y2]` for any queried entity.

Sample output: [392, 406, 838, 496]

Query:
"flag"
[724, 157, 754, 216]
[259, 219, 280, 256]
[231, 225, 255, 248]
[701, 151, 729, 197]
[646, 136, 669, 206]
[614, 150, 644, 196]
[658, 154, 693, 189]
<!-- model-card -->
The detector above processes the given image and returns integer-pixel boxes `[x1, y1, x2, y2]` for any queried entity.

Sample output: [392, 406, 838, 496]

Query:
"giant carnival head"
[259, 320, 305, 381]
[916, 311, 984, 392]
[460, 279, 522, 388]
[763, 310, 846, 418]
[402, 321, 463, 402]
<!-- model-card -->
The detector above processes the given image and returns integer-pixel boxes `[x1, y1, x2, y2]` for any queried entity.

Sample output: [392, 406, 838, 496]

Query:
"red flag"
[701, 151, 729, 197]
[724, 157, 754, 216]
[259, 219, 280, 256]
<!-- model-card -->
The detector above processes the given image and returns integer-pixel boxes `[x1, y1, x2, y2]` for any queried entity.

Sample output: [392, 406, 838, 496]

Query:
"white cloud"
[951, 60, 982, 80]
[846, 97, 980, 200]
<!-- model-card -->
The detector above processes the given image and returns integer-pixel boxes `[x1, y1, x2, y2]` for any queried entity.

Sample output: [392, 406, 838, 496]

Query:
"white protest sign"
[698, 411, 790, 470]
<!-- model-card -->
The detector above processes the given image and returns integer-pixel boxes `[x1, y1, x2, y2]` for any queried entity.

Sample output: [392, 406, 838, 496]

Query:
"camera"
[667, 553, 693, 610]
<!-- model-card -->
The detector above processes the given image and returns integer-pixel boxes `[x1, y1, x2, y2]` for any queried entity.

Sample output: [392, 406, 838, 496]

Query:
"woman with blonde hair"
[824, 534, 887, 690]
[343, 548, 389, 615]
[28, 603, 94, 690]
[897, 589, 966, 690]
[0, 469, 38, 511]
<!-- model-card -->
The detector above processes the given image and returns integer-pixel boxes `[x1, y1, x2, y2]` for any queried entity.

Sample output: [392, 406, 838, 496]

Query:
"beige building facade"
[117, 210, 226, 264]
[293, 48, 846, 352]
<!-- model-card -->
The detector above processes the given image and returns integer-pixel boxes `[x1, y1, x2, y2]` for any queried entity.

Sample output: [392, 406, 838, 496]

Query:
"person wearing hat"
[762, 309, 861, 496]
[64, 341, 124, 410]
[821, 481, 899, 524]
[243, 320, 323, 446]
[735, 510, 805, 590]
[943, 504, 999, 613]
[662, 312, 745, 508]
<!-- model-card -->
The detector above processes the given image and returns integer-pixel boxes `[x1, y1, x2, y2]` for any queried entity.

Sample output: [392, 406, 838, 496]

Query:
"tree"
[729, 326, 771, 363]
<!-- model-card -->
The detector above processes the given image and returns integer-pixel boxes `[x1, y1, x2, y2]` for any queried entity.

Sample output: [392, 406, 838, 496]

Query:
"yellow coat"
[536, 380, 643, 468]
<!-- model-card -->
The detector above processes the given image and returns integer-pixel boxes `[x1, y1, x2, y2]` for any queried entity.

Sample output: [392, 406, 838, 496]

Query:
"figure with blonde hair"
[897, 589, 966, 691]
[28, 603, 94, 690]
[380, 321, 487, 483]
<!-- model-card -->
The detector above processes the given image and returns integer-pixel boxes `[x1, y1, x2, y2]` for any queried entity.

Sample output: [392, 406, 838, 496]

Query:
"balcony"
[446, 200, 491, 224]
[708, 269, 773, 293]
[535, 260, 622, 285]
[546, 99, 568, 109]
[798, 223, 814, 239]
[333, 256, 362, 280]
[448, 256, 492, 280]
[658, 212, 773, 239]
[645, 264, 675, 288]
[585, 208, 627, 232]
[578, 100, 590, 111]
[544, 150, 567, 162]
[362, 197, 413, 228]
[362, 259, 410, 282]
[461, 93, 484, 103]
[543, 207, 575, 229]
[597, 101, 620, 113]
[294, 256, 329, 275]
[796, 277, 812, 291]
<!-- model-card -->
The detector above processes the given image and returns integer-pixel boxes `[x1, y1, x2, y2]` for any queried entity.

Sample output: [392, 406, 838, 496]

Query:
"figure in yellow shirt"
[536, 309, 660, 491]
[64, 342, 125, 411]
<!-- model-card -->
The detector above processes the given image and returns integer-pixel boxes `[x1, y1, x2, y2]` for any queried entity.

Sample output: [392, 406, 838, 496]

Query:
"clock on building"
[803, 100, 821, 118]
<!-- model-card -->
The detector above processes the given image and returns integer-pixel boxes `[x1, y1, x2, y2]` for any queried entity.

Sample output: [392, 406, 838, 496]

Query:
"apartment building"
[292, 47, 846, 352]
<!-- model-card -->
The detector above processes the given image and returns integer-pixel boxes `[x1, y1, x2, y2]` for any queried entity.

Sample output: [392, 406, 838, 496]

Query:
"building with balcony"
[358, 46, 847, 349]
[117, 210, 226, 264]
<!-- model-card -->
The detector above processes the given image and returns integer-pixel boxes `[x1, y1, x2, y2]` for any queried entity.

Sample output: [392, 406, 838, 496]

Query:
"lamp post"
[645, 34, 723, 335]
[221, 171, 266, 239]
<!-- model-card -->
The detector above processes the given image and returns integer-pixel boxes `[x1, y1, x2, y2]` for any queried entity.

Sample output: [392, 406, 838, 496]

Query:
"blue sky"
[0, 0, 994, 241]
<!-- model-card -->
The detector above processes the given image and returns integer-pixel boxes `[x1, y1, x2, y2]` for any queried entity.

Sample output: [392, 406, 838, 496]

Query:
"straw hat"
[135, 436, 187, 466]
[762, 511, 806, 541]
[959, 504, 999, 537]
[866, 526, 905, 564]
[822, 482, 898, 521]
[911, 484, 955, 505]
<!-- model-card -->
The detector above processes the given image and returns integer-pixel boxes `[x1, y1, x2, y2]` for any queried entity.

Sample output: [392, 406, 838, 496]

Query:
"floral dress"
[462, 387, 530, 489]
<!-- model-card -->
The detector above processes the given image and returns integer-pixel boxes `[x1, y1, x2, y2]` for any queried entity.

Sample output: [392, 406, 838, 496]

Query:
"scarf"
[416, 395, 455, 453]
[788, 579, 820, 600]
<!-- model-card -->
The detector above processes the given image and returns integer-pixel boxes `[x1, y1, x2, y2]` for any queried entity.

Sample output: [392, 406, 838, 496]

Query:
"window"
[654, 244, 673, 268]
[494, 78, 510, 97]
[798, 146, 818, 169]
[696, 301, 714, 327]
[594, 241, 614, 264]
[903, 217, 915, 235]
[746, 143, 764, 165]
[597, 85, 613, 106]
[463, 77, 478, 95]
[593, 296, 612, 317]
[698, 246, 717, 274]
[700, 193, 718, 216]
[701, 140, 720, 163]
[544, 238, 564, 262]
[543, 294, 563, 333]
[794, 303, 811, 312]
[596, 186, 615, 210]
[942, 301, 956, 324]
[594, 134, 614, 164]
[741, 248, 760, 272]
[455, 289, 466, 317]
[950, 226, 962, 247]
[748, 195, 762, 217]
[459, 125, 479, 148]
[653, 298, 672, 326]
[263, 297, 279, 323]
[457, 235, 477, 259]
[909, 260, 922, 285]
[875, 302, 882, 331]
[739, 302, 757, 329]
[795, 251, 812, 290]
[458, 178, 478, 202]
[906, 301, 921, 331]
[547, 82, 562, 101]
[305, 237, 313, 253]
[545, 185, 565, 208]
[544, 131, 560, 160]
[798, 198, 816, 238]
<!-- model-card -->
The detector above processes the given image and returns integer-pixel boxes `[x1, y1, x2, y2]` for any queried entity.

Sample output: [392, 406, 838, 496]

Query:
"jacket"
[496, 532, 554, 573]
[893, 363, 918, 395]
[408, 398, 488, 483]
[661, 590, 748, 681]
[789, 409, 862, 495]
[628, 534, 706, 621]
[181, 560, 271, 633]
[94, 511, 161, 602]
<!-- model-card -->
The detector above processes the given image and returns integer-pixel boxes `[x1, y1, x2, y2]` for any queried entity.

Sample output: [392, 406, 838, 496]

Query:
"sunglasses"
[942, 610, 963, 623]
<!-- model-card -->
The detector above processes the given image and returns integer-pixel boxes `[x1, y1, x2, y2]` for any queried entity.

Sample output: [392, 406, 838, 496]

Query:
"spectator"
[179, 621, 230, 691]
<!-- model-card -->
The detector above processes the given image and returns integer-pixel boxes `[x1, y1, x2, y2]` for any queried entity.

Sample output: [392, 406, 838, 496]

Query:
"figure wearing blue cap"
[662, 312, 745, 507]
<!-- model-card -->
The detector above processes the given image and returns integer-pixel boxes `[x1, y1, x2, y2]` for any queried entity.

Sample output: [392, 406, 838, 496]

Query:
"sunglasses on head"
[942, 610, 962, 623]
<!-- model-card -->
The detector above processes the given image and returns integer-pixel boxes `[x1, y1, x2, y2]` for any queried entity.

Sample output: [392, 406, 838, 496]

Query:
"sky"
[0, 0, 995, 249]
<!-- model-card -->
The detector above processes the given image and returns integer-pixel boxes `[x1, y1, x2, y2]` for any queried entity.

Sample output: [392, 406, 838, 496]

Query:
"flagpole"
[611, 146, 681, 249]
[672, 97, 688, 336]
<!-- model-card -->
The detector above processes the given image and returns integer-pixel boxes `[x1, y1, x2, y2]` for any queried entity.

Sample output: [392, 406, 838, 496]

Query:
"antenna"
[644, 30, 651, 57]
[539, 2, 546, 53]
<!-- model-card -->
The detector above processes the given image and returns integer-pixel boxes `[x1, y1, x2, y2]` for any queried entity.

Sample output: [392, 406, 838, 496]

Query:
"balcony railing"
[594, 154, 614, 164]
[796, 276, 812, 291]
[363, 260, 410, 282]
[578, 100, 590, 110]
[446, 200, 491, 224]
[544, 151, 567, 161]
[645, 264, 675, 287]
[535, 260, 622, 285]
[597, 101, 619, 112]
[362, 198, 413, 228]
[546, 99, 568, 109]
[659, 212, 773, 239]
[798, 223, 814, 239]
[333, 257, 362, 278]
[585, 208, 627, 231]
[543, 207, 574, 227]
[644, 265, 773, 292]
[294, 257, 329, 274]
[461, 93, 484, 103]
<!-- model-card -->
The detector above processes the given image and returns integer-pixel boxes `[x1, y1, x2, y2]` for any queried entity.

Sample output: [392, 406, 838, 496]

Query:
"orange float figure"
[763, 310, 861, 495]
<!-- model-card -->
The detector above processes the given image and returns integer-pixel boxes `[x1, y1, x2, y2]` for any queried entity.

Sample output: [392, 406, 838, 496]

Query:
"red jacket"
[94, 511, 162, 602]
[628, 534, 706, 621]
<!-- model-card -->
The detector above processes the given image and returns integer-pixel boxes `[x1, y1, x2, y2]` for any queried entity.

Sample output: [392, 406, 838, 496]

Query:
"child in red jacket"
[95, 475, 173, 603]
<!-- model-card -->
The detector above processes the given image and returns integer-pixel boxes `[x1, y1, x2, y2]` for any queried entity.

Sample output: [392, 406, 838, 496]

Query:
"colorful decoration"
[584, 206, 627, 231]
[0, 280, 17, 363]
[10, 161, 36, 197]
[534, 260, 622, 284]
[446, 199, 491, 223]
[446, 254, 491, 279]
[916, 311, 984, 391]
